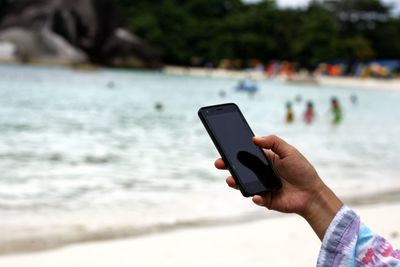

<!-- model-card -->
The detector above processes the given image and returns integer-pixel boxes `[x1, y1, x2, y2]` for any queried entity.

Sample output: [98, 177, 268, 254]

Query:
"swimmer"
[107, 81, 115, 89]
[331, 97, 342, 124]
[295, 94, 302, 103]
[350, 94, 358, 105]
[304, 101, 315, 124]
[285, 102, 294, 123]
[155, 102, 163, 111]
[219, 90, 227, 98]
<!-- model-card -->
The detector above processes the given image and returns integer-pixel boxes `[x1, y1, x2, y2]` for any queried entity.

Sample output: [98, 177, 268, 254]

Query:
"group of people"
[285, 97, 343, 125]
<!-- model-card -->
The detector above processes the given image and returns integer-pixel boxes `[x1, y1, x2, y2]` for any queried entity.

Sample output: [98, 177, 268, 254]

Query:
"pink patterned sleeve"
[317, 206, 400, 267]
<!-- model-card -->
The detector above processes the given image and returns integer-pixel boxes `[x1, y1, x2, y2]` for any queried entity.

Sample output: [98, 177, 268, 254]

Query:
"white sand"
[163, 66, 400, 91]
[318, 76, 400, 91]
[164, 66, 268, 80]
[0, 203, 399, 267]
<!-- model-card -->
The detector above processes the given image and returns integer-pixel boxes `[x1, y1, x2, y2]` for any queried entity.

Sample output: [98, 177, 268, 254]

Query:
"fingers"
[252, 193, 273, 209]
[264, 149, 277, 164]
[214, 158, 226, 169]
[216, 159, 238, 190]
[215, 145, 279, 170]
[253, 135, 293, 158]
[226, 176, 238, 189]
[226, 178, 273, 208]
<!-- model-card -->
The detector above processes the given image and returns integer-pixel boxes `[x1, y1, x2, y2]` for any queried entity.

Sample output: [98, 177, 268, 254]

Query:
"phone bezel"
[198, 103, 279, 197]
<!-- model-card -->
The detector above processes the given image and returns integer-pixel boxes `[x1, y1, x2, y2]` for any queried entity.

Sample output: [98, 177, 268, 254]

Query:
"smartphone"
[198, 103, 282, 197]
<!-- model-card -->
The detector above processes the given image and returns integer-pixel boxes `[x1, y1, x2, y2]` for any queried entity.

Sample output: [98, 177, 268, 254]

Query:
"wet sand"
[0, 202, 399, 267]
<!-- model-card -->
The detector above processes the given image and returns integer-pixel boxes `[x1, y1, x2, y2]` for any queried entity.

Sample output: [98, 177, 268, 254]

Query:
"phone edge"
[198, 103, 265, 197]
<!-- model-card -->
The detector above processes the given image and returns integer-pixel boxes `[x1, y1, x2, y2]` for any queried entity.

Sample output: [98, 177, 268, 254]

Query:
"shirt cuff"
[317, 205, 360, 266]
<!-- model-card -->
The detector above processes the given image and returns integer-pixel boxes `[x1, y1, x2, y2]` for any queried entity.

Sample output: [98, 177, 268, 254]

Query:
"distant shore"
[163, 66, 400, 91]
[2, 63, 399, 91]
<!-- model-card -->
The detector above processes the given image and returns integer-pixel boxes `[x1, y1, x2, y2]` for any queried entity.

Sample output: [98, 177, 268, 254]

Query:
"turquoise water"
[1, 64, 400, 252]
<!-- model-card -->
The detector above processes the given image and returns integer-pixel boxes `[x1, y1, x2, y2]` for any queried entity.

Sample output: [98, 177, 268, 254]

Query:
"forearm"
[301, 184, 343, 241]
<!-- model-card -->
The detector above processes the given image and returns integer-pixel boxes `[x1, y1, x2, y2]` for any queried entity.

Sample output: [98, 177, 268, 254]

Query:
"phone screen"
[199, 104, 281, 196]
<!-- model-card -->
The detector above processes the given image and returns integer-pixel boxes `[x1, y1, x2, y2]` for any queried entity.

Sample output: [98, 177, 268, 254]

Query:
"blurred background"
[0, 0, 400, 265]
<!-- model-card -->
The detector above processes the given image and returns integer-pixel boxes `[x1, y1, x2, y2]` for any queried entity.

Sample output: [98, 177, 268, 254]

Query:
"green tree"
[114, 0, 400, 68]
[291, 2, 341, 68]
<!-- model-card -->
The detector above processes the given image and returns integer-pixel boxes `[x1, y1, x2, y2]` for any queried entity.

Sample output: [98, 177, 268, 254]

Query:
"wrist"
[301, 182, 343, 240]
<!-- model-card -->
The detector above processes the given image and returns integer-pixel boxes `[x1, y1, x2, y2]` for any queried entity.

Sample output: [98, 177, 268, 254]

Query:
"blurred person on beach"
[285, 102, 294, 123]
[304, 101, 315, 124]
[214, 135, 400, 266]
[331, 97, 343, 124]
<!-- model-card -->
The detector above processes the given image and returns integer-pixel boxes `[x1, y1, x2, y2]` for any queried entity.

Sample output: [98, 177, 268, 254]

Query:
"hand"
[214, 135, 342, 240]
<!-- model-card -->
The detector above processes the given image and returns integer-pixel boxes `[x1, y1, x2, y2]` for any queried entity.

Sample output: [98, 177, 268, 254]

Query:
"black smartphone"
[198, 103, 282, 197]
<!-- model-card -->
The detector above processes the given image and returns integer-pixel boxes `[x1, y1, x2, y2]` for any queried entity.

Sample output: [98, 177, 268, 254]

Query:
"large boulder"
[0, 0, 161, 68]
[0, 27, 88, 64]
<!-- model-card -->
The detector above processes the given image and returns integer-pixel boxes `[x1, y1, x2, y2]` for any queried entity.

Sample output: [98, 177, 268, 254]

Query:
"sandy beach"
[163, 66, 400, 91]
[0, 202, 399, 267]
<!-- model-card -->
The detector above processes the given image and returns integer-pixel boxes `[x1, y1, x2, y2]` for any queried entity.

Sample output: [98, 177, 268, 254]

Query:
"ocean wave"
[1, 188, 400, 256]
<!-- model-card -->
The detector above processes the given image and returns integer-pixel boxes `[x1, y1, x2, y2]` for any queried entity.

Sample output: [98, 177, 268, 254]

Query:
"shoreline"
[2, 63, 400, 91]
[163, 66, 400, 91]
[0, 201, 399, 267]
[1, 187, 400, 257]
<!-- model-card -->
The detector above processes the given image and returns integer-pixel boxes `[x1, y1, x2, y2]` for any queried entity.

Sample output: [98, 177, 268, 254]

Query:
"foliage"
[116, 0, 400, 68]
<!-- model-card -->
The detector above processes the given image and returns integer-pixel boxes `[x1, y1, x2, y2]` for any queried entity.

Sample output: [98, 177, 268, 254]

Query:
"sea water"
[1, 64, 400, 253]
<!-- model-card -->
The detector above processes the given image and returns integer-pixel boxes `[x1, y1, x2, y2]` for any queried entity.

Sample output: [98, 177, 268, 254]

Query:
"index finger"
[253, 135, 294, 158]
[214, 158, 226, 169]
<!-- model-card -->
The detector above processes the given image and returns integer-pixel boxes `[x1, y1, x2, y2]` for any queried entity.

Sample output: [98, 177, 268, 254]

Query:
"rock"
[0, 40, 16, 61]
[0, 27, 87, 64]
[0, 0, 161, 68]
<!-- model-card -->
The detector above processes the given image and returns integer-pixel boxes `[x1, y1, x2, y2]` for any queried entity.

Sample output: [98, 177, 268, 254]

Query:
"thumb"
[253, 135, 293, 158]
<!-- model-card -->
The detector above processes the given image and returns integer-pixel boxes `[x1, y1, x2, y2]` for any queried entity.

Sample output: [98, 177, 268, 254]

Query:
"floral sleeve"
[317, 206, 400, 267]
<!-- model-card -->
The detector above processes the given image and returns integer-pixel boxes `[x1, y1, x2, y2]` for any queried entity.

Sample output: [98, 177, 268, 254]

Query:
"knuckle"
[269, 134, 278, 140]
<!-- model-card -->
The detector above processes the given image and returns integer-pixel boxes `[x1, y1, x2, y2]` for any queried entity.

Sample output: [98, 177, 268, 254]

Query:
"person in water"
[350, 94, 358, 105]
[154, 102, 163, 111]
[214, 135, 400, 266]
[304, 101, 315, 124]
[331, 97, 342, 124]
[285, 102, 294, 123]
[295, 94, 302, 103]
